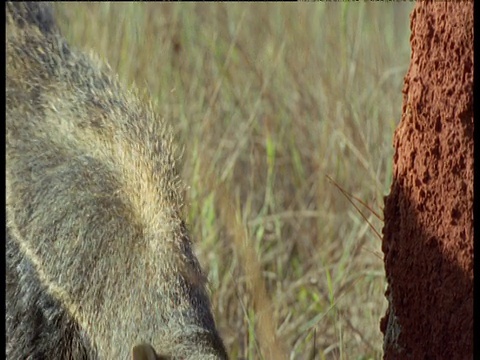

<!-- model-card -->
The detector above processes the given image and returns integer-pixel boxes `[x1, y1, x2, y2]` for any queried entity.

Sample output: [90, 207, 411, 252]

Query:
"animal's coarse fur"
[6, 2, 228, 359]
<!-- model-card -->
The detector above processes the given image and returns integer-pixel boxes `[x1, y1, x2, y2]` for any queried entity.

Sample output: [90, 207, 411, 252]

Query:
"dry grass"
[54, 3, 414, 359]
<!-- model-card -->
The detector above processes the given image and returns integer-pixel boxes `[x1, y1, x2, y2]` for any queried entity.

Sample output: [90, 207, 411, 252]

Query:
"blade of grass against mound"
[326, 175, 382, 241]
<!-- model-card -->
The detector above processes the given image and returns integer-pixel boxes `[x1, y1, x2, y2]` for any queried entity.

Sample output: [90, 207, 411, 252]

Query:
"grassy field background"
[55, 3, 414, 359]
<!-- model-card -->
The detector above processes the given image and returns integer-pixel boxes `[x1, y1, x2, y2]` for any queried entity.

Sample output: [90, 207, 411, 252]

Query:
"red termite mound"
[381, 2, 473, 359]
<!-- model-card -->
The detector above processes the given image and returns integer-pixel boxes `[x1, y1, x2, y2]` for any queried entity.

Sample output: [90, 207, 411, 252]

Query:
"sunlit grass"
[56, 3, 414, 359]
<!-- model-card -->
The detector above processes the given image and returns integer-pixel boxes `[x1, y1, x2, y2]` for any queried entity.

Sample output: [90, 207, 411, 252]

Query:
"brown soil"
[381, 2, 473, 360]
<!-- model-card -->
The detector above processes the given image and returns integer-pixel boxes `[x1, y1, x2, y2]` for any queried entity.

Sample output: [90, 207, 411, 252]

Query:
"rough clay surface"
[381, 2, 473, 359]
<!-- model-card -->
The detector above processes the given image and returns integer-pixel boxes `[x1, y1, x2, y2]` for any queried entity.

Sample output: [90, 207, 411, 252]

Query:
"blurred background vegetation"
[55, 2, 414, 359]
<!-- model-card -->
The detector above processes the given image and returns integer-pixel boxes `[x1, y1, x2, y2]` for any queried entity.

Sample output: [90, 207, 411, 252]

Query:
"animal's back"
[6, 2, 227, 359]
